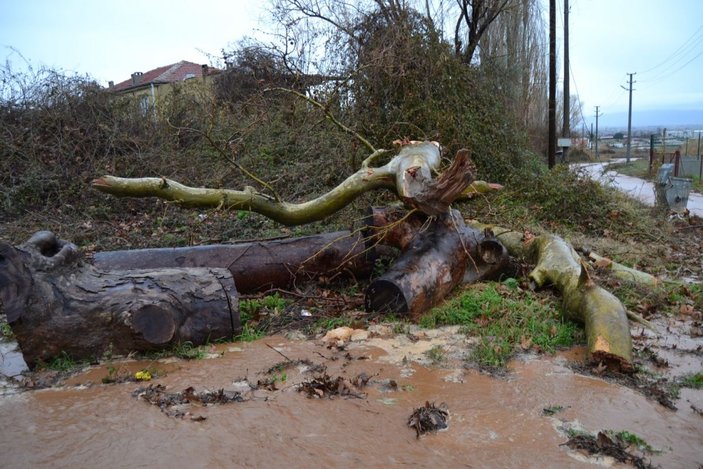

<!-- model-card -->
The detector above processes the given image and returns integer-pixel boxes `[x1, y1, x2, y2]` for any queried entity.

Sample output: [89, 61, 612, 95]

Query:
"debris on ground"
[297, 373, 366, 399]
[407, 401, 449, 438]
[563, 431, 657, 469]
[264, 358, 326, 375]
[321, 326, 368, 348]
[571, 364, 679, 410]
[132, 384, 245, 419]
[351, 372, 371, 388]
[542, 405, 566, 416]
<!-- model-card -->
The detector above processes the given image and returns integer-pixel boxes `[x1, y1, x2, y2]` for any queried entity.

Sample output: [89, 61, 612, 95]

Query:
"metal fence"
[678, 155, 702, 178]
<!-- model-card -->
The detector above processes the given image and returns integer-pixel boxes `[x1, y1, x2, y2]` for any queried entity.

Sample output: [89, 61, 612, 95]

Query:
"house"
[108, 60, 219, 111]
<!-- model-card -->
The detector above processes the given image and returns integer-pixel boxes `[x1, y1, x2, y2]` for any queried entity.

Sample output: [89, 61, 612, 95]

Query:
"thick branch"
[467, 222, 633, 370]
[92, 142, 443, 225]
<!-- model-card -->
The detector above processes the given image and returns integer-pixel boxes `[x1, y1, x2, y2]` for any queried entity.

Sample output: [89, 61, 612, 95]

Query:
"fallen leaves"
[297, 374, 367, 399]
[407, 401, 449, 438]
[132, 384, 245, 419]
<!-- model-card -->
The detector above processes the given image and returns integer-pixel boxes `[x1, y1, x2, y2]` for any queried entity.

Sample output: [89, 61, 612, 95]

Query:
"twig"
[265, 343, 293, 363]
[626, 310, 657, 332]
[265, 87, 376, 154]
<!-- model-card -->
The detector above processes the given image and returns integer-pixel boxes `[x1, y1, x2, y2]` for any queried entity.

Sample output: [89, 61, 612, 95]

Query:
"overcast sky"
[1, 0, 701, 124]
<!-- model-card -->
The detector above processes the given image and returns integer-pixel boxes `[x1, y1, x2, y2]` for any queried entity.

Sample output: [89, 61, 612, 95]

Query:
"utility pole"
[562, 0, 570, 162]
[548, 0, 556, 169]
[594, 106, 602, 160]
[622, 72, 636, 163]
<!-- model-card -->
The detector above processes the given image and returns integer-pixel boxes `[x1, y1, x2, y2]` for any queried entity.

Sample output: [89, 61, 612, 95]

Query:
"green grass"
[612, 430, 659, 453]
[235, 322, 265, 342]
[171, 341, 206, 360]
[37, 351, 86, 372]
[1, 322, 14, 340]
[237, 293, 291, 341]
[420, 280, 580, 368]
[678, 372, 703, 389]
[240, 293, 290, 323]
[425, 345, 446, 363]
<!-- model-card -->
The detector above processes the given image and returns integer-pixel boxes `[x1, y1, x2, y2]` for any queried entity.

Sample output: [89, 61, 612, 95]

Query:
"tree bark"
[466, 222, 633, 370]
[364, 208, 509, 317]
[0, 232, 239, 368]
[93, 230, 375, 293]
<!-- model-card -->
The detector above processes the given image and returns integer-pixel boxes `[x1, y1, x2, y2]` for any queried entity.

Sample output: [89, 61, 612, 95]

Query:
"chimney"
[201, 64, 208, 81]
[108, 80, 114, 90]
[131, 72, 143, 85]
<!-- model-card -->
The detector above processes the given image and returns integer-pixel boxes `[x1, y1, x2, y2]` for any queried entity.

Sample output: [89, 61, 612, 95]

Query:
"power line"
[639, 25, 703, 75]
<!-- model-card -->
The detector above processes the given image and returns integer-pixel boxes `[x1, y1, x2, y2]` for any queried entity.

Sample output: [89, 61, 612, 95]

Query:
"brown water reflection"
[1, 335, 701, 468]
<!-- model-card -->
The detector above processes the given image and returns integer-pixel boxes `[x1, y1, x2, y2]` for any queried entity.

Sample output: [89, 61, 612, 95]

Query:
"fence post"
[673, 150, 680, 177]
[649, 134, 654, 175]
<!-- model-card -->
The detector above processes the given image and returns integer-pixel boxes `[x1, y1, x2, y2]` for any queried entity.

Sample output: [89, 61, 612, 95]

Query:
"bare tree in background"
[480, 0, 547, 128]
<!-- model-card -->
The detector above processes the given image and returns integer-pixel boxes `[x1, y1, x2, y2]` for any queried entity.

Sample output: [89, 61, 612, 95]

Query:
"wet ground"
[576, 159, 703, 217]
[1, 320, 701, 468]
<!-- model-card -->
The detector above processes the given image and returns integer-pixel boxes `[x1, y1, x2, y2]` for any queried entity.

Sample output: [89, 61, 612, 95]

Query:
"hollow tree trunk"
[0, 232, 239, 368]
[93, 230, 374, 293]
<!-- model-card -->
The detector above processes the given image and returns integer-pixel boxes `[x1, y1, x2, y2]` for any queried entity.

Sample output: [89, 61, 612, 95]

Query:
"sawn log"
[364, 208, 509, 317]
[0, 231, 239, 368]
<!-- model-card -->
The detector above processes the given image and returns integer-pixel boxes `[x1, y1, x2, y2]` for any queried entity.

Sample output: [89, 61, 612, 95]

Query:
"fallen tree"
[1, 141, 639, 371]
[0, 231, 239, 368]
[93, 230, 375, 293]
[466, 222, 633, 370]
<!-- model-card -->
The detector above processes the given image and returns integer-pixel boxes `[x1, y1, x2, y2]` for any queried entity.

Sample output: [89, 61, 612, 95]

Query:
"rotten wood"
[0, 231, 239, 368]
[93, 230, 374, 293]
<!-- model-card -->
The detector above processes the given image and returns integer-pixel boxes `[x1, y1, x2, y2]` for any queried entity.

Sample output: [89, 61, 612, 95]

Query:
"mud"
[1, 323, 701, 468]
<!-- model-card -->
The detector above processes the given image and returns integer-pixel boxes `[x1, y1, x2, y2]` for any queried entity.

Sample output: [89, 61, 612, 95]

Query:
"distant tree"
[614, 132, 624, 140]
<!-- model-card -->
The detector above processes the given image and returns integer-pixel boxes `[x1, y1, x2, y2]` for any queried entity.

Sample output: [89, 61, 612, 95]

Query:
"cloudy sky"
[1, 0, 701, 126]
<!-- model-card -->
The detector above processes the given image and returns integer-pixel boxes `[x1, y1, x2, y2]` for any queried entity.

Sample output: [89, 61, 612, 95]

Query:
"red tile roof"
[111, 61, 218, 92]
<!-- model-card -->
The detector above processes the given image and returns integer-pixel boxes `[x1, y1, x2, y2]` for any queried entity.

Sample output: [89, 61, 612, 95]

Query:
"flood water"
[1, 332, 701, 468]
[576, 160, 703, 217]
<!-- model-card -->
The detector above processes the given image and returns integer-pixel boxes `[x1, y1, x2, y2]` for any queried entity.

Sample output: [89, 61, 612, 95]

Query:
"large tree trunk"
[364, 208, 509, 317]
[93, 230, 374, 293]
[0, 232, 239, 368]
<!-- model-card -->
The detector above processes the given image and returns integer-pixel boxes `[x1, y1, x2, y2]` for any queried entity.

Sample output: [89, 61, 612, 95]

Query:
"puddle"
[0, 332, 701, 468]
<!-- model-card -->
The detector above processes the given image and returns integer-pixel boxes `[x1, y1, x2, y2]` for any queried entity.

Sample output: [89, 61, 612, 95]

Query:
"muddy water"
[1, 334, 702, 468]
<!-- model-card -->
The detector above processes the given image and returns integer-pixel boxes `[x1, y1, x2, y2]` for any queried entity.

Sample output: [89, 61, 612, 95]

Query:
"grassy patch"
[235, 323, 265, 342]
[1, 322, 14, 340]
[425, 345, 446, 363]
[678, 372, 703, 389]
[36, 351, 86, 372]
[420, 280, 581, 368]
[171, 341, 207, 360]
[237, 293, 291, 341]
[612, 430, 660, 453]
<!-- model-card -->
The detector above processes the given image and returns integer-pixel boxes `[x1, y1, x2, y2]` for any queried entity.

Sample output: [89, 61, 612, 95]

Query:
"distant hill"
[598, 109, 703, 130]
